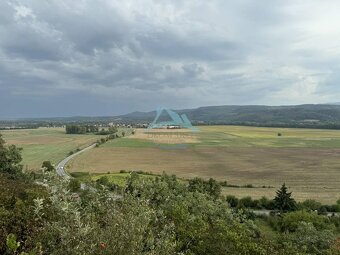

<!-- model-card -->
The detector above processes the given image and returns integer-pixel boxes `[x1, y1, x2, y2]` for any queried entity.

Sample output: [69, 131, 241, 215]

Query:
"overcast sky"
[1, 0, 340, 118]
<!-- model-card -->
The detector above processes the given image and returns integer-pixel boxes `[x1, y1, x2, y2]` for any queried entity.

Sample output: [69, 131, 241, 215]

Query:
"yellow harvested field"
[68, 145, 340, 203]
[129, 129, 199, 144]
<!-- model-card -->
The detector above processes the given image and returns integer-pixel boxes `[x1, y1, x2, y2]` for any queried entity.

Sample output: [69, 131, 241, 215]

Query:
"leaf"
[6, 233, 20, 252]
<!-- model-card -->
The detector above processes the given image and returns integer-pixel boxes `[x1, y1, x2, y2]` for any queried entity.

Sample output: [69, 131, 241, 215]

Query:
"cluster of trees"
[66, 125, 118, 135]
[65, 124, 99, 134]
[0, 133, 339, 254]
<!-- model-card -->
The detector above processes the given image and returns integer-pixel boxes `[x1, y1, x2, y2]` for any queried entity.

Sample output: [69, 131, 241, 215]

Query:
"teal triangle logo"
[147, 107, 198, 132]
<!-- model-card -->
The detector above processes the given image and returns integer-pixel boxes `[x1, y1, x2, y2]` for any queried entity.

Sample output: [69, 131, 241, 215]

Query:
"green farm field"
[67, 125, 340, 203]
[1, 127, 102, 170]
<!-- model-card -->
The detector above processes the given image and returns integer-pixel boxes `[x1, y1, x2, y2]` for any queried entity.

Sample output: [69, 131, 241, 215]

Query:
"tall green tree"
[274, 183, 296, 212]
[188, 177, 221, 199]
[0, 134, 23, 175]
[42, 161, 55, 172]
[68, 178, 81, 192]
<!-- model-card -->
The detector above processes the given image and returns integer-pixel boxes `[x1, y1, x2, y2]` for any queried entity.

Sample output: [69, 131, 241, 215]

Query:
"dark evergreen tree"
[274, 183, 296, 212]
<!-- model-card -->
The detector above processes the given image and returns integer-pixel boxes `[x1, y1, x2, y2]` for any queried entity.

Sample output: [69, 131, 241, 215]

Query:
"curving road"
[56, 143, 97, 178]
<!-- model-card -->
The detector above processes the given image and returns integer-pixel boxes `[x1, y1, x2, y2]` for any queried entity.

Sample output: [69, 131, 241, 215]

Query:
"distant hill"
[4, 104, 340, 129]
[117, 104, 340, 129]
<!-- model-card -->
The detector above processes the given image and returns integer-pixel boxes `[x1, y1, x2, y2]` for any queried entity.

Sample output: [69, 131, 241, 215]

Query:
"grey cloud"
[1, 0, 340, 118]
[138, 29, 243, 61]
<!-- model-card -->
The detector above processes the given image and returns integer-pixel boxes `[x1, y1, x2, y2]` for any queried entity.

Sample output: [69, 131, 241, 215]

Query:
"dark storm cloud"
[1, 0, 340, 118]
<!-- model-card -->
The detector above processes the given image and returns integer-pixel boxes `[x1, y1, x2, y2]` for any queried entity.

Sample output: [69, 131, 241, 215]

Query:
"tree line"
[65, 125, 117, 135]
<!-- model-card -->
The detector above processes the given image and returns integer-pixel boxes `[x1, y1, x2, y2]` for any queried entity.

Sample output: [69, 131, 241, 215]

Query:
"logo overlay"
[144, 107, 199, 149]
[147, 107, 198, 132]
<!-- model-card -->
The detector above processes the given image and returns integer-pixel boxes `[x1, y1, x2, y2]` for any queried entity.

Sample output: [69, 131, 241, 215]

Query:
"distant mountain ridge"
[4, 104, 340, 129]
[115, 104, 340, 129]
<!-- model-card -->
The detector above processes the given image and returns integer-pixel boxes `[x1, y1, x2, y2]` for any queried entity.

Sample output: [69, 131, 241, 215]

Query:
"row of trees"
[95, 131, 126, 147]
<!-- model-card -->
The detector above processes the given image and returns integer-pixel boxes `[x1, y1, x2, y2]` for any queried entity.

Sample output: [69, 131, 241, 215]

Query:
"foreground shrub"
[280, 222, 336, 255]
[33, 172, 176, 255]
[279, 210, 332, 232]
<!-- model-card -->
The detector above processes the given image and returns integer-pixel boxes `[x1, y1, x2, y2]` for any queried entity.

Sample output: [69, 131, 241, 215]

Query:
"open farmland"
[67, 126, 340, 203]
[1, 127, 102, 170]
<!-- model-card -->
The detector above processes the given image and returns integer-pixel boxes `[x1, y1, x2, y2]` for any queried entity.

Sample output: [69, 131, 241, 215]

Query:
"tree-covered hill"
[5, 104, 340, 129]
[120, 104, 340, 128]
